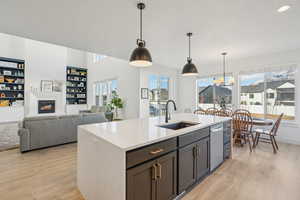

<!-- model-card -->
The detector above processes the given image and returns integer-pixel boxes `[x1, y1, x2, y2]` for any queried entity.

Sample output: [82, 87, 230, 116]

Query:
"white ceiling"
[0, 0, 299, 69]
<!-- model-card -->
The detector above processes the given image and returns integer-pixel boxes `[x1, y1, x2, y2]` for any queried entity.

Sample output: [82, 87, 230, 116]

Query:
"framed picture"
[41, 80, 53, 93]
[141, 88, 149, 99]
[52, 80, 63, 92]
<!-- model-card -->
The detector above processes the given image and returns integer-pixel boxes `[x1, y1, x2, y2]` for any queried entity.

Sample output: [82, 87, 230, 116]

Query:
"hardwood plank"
[0, 142, 299, 200]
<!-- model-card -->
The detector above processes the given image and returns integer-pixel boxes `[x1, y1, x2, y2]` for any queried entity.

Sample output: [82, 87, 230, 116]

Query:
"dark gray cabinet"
[178, 136, 210, 194]
[127, 159, 156, 200]
[178, 143, 197, 193]
[196, 137, 210, 179]
[127, 152, 177, 200]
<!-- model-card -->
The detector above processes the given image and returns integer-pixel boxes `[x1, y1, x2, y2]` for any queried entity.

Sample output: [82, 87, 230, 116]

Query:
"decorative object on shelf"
[52, 80, 63, 92]
[0, 100, 10, 107]
[182, 32, 198, 76]
[38, 100, 55, 114]
[5, 78, 15, 83]
[110, 91, 124, 120]
[0, 92, 6, 98]
[129, 2, 152, 67]
[41, 80, 53, 93]
[0, 84, 5, 90]
[3, 70, 12, 75]
[0, 76, 4, 83]
[18, 85, 23, 90]
[141, 88, 149, 99]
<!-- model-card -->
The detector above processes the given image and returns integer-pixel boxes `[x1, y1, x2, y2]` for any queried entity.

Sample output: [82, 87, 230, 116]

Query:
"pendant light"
[182, 32, 198, 76]
[221, 52, 227, 86]
[129, 2, 152, 67]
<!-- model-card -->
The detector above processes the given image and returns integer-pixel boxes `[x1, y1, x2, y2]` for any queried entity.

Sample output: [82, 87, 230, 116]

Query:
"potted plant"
[110, 91, 124, 120]
[105, 103, 114, 121]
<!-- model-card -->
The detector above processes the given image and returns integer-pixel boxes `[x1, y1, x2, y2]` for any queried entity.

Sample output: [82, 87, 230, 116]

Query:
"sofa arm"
[18, 128, 30, 153]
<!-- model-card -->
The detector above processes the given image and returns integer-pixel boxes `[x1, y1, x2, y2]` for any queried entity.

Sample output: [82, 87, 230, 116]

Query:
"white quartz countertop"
[78, 113, 231, 151]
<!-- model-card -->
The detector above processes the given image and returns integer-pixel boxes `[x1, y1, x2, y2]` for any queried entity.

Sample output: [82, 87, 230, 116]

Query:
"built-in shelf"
[0, 57, 25, 107]
[66, 66, 87, 105]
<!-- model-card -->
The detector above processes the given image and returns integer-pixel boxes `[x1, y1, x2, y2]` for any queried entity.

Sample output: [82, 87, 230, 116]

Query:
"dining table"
[233, 117, 274, 146]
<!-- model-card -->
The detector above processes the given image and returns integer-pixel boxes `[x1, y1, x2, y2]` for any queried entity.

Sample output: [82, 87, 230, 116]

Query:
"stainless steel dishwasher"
[210, 123, 224, 171]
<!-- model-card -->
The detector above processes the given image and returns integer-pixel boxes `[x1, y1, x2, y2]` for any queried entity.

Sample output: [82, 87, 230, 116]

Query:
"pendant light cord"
[140, 6, 143, 41]
[223, 54, 225, 84]
[189, 36, 191, 59]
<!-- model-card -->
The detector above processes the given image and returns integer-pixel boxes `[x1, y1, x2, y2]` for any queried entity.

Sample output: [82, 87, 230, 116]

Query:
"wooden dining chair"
[232, 110, 254, 152]
[194, 108, 207, 115]
[216, 108, 232, 117]
[206, 107, 218, 115]
[253, 113, 283, 154]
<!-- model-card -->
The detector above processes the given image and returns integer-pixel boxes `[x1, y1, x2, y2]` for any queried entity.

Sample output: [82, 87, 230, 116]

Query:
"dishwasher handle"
[211, 124, 223, 133]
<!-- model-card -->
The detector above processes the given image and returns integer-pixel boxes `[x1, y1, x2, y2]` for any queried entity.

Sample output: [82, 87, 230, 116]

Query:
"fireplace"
[38, 100, 55, 114]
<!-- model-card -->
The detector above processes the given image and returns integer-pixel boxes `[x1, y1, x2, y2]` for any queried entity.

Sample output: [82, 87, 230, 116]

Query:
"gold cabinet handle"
[152, 164, 157, 180]
[157, 163, 162, 179]
[149, 148, 164, 155]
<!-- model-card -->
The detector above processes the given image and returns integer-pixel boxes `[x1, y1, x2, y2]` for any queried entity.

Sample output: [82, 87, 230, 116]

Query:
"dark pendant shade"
[129, 2, 152, 67]
[182, 60, 198, 76]
[129, 45, 152, 67]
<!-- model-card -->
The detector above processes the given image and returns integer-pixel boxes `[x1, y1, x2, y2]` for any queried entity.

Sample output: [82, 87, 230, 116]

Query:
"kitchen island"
[77, 113, 232, 200]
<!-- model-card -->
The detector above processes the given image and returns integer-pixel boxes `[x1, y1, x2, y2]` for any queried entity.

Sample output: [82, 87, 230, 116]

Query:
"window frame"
[93, 78, 117, 106]
[148, 75, 170, 116]
[196, 73, 234, 110]
[238, 65, 297, 122]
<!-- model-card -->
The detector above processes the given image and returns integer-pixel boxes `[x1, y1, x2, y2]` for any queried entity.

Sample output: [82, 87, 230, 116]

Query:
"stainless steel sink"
[158, 121, 199, 130]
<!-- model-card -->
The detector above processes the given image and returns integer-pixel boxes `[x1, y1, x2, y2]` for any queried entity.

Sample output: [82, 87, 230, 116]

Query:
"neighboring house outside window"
[94, 79, 117, 106]
[197, 75, 234, 111]
[239, 68, 296, 120]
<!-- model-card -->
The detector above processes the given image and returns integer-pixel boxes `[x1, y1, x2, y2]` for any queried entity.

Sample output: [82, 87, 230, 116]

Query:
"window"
[267, 93, 275, 99]
[197, 75, 234, 110]
[94, 79, 117, 106]
[93, 54, 107, 63]
[239, 68, 296, 120]
[149, 75, 169, 116]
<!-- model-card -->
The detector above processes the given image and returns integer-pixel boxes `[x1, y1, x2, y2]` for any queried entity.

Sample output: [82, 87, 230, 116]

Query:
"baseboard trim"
[277, 137, 300, 145]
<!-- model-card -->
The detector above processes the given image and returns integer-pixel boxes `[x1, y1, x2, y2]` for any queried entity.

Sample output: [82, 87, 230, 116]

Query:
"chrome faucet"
[165, 100, 177, 123]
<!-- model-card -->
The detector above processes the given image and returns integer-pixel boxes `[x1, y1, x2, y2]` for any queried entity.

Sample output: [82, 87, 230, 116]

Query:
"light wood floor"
[0, 142, 300, 200]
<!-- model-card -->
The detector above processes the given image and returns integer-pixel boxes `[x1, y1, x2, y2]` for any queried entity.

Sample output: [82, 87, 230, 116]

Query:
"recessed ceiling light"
[277, 5, 291, 13]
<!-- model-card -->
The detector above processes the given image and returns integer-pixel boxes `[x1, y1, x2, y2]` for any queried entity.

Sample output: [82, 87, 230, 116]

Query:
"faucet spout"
[165, 100, 177, 123]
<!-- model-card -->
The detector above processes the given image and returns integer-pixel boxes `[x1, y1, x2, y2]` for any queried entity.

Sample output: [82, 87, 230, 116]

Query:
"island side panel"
[77, 127, 126, 200]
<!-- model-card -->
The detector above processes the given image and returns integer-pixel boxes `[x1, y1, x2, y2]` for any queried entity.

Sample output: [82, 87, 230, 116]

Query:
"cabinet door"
[156, 151, 177, 200]
[127, 159, 157, 200]
[178, 143, 197, 194]
[196, 137, 210, 180]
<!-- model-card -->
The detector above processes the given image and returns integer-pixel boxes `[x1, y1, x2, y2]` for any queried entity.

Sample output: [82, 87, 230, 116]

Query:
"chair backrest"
[216, 108, 232, 117]
[232, 110, 253, 132]
[270, 113, 284, 136]
[233, 109, 251, 115]
[206, 107, 218, 115]
[194, 109, 207, 115]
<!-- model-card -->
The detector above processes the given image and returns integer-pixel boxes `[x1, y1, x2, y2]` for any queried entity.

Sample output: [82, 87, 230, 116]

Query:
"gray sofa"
[18, 113, 107, 152]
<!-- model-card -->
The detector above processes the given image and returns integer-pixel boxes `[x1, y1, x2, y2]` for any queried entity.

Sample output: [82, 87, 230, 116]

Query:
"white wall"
[0, 33, 88, 122]
[86, 54, 140, 119]
[139, 65, 179, 118]
[178, 49, 300, 144]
